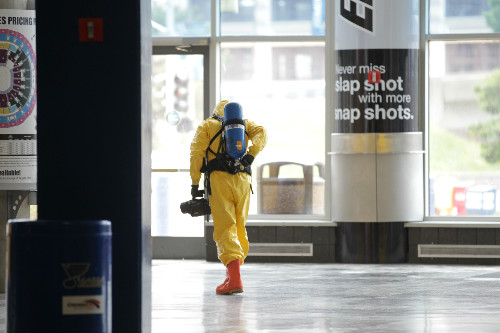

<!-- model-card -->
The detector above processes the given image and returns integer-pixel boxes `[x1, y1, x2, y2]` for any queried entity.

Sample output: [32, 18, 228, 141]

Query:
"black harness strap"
[202, 115, 251, 195]
[223, 117, 245, 128]
[206, 129, 223, 159]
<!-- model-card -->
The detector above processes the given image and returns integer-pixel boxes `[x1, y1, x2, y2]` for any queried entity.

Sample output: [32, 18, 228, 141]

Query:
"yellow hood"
[213, 100, 229, 117]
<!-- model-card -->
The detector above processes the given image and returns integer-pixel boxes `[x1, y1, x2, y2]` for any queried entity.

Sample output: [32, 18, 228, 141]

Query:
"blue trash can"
[6, 219, 112, 333]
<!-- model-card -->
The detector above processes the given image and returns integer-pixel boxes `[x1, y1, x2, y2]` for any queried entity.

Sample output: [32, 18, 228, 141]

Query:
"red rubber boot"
[216, 267, 229, 291]
[216, 259, 243, 295]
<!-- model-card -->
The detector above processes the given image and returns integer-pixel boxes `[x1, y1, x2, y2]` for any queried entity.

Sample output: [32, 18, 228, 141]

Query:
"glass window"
[220, 0, 325, 36]
[272, 0, 315, 21]
[272, 46, 324, 80]
[445, 0, 489, 17]
[152, 54, 205, 169]
[220, 42, 326, 215]
[152, 0, 210, 37]
[151, 54, 206, 236]
[429, 0, 499, 34]
[428, 41, 500, 217]
[221, 46, 255, 80]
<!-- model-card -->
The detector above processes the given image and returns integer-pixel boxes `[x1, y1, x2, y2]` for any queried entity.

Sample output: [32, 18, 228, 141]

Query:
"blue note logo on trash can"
[61, 262, 106, 315]
[62, 263, 104, 289]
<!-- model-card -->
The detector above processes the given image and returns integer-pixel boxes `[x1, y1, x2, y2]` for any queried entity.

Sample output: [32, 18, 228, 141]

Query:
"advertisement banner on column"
[0, 9, 36, 189]
[334, 0, 419, 133]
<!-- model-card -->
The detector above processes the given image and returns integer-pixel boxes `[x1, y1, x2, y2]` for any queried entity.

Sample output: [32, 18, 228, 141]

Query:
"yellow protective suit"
[190, 100, 267, 266]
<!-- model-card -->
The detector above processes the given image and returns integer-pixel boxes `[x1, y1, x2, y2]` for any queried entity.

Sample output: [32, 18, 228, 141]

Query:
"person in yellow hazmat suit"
[190, 100, 267, 295]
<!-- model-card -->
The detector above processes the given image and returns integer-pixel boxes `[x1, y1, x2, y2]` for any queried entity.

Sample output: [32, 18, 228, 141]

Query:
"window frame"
[423, 0, 500, 222]
[208, 0, 331, 223]
[151, 0, 500, 224]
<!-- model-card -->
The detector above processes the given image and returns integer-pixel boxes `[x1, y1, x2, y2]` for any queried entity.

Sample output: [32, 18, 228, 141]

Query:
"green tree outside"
[484, 0, 500, 32]
[469, 70, 500, 164]
[469, 2, 500, 164]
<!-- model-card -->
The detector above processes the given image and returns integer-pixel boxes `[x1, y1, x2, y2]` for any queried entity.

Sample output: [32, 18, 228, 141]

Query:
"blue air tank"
[223, 102, 246, 160]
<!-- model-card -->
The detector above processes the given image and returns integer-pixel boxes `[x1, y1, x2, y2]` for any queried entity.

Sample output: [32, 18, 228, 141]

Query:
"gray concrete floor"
[152, 260, 500, 333]
[1, 260, 499, 332]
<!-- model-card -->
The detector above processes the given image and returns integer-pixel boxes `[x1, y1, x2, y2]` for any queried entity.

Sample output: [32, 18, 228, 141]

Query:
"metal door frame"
[151, 43, 210, 259]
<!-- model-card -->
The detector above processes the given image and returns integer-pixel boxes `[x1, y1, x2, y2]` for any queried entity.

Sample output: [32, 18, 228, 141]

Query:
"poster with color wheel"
[0, 9, 36, 189]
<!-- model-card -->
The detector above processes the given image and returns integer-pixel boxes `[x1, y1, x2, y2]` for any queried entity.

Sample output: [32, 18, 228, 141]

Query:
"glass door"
[151, 45, 209, 254]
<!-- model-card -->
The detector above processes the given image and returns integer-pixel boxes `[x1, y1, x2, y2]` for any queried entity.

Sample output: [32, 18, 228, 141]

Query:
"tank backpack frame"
[202, 114, 251, 195]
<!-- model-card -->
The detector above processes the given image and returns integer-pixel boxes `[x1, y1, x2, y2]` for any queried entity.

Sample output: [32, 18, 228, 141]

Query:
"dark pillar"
[35, 0, 151, 331]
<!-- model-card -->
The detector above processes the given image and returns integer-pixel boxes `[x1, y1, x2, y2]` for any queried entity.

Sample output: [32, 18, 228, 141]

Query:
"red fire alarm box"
[79, 18, 103, 42]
